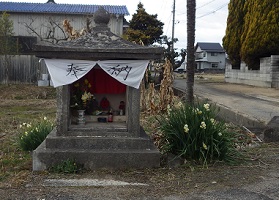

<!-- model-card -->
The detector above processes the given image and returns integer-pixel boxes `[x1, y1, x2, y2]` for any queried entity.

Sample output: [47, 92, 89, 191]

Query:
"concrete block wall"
[271, 55, 279, 88]
[225, 56, 278, 88]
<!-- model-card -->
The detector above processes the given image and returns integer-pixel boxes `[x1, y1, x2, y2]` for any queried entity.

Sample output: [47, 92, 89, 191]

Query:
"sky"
[7, 0, 230, 51]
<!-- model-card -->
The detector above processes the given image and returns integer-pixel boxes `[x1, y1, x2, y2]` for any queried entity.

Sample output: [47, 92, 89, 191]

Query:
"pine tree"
[223, 0, 245, 69]
[124, 3, 164, 45]
[241, 0, 279, 69]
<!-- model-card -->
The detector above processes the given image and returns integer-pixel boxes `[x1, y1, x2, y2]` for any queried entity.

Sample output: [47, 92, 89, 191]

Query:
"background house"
[195, 42, 226, 72]
[0, 1, 129, 84]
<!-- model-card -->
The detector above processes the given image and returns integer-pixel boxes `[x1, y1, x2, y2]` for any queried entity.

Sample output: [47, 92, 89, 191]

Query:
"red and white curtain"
[42, 59, 150, 89]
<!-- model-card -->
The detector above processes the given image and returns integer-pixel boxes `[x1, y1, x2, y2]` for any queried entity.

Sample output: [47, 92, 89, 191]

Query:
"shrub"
[18, 116, 54, 151]
[157, 102, 242, 166]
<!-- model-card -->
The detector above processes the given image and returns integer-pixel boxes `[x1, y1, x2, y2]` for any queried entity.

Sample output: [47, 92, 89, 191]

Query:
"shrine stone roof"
[34, 7, 163, 60]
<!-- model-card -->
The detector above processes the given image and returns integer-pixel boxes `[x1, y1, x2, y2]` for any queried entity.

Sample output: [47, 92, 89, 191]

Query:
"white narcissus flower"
[210, 118, 216, 125]
[218, 132, 222, 136]
[203, 142, 208, 150]
[200, 121, 206, 129]
[184, 124, 189, 133]
[203, 103, 210, 111]
[196, 108, 202, 115]
[43, 116, 47, 120]
[167, 104, 172, 115]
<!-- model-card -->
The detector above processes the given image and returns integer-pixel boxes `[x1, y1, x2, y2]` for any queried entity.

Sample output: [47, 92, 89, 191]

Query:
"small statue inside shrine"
[119, 101, 125, 115]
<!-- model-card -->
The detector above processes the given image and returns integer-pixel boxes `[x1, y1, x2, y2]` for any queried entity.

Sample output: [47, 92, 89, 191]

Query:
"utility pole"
[171, 0, 176, 54]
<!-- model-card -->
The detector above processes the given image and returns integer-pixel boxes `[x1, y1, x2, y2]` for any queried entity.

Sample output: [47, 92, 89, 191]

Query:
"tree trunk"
[186, 0, 196, 104]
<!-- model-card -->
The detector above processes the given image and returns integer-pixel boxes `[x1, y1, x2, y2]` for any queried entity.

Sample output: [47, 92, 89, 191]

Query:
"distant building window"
[203, 52, 206, 57]
[212, 63, 218, 68]
[211, 52, 218, 56]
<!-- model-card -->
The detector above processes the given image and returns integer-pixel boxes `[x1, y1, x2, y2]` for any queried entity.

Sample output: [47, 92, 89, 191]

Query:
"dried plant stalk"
[140, 60, 174, 115]
[159, 60, 174, 112]
[63, 19, 87, 40]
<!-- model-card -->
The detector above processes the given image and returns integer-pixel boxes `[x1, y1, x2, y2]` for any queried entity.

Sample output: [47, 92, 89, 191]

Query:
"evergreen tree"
[0, 12, 16, 84]
[223, 0, 245, 69]
[124, 3, 164, 45]
[0, 12, 15, 54]
[241, 0, 279, 69]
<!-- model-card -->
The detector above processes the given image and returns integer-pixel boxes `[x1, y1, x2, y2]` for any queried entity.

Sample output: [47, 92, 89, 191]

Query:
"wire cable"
[196, 3, 228, 19]
[196, 0, 218, 10]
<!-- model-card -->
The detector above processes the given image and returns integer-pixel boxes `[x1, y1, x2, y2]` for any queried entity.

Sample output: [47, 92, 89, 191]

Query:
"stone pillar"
[127, 86, 141, 137]
[271, 55, 279, 88]
[56, 85, 70, 136]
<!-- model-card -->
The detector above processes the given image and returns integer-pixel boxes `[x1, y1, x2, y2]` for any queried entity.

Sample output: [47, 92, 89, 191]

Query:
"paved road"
[173, 79, 279, 127]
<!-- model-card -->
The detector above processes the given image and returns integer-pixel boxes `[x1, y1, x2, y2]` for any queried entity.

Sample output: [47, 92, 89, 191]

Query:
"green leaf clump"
[49, 159, 81, 174]
[157, 102, 243, 166]
[18, 117, 54, 151]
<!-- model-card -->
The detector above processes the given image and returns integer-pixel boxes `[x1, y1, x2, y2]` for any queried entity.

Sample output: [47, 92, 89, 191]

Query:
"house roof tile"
[196, 42, 225, 52]
[0, 2, 129, 15]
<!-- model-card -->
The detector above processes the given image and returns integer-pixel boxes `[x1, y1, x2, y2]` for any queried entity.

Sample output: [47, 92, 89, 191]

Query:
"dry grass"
[0, 84, 56, 186]
[174, 72, 225, 83]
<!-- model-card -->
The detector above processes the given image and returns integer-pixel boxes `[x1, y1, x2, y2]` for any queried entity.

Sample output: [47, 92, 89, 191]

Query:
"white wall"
[196, 51, 226, 70]
[10, 13, 124, 40]
[206, 52, 226, 69]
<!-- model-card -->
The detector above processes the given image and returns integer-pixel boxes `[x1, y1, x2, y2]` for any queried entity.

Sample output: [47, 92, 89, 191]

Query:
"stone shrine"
[32, 7, 164, 170]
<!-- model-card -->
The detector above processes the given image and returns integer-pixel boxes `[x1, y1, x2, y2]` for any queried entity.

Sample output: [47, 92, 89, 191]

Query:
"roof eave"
[33, 46, 164, 60]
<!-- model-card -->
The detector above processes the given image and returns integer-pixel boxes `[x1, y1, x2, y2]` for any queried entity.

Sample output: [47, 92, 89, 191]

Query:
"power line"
[196, 0, 218, 10]
[165, 12, 173, 35]
[177, 0, 229, 17]
[178, 2, 228, 23]
[196, 3, 228, 19]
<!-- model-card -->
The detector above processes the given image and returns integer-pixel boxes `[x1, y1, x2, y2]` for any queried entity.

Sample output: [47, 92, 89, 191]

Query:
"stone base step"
[46, 135, 156, 150]
[66, 130, 131, 137]
[33, 141, 161, 170]
[67, 125, 129, 136]
[33, 129, 161, 171]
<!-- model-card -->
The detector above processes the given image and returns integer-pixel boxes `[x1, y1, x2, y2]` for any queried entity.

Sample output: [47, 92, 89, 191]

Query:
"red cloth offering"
[84, 68, 126, 94]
